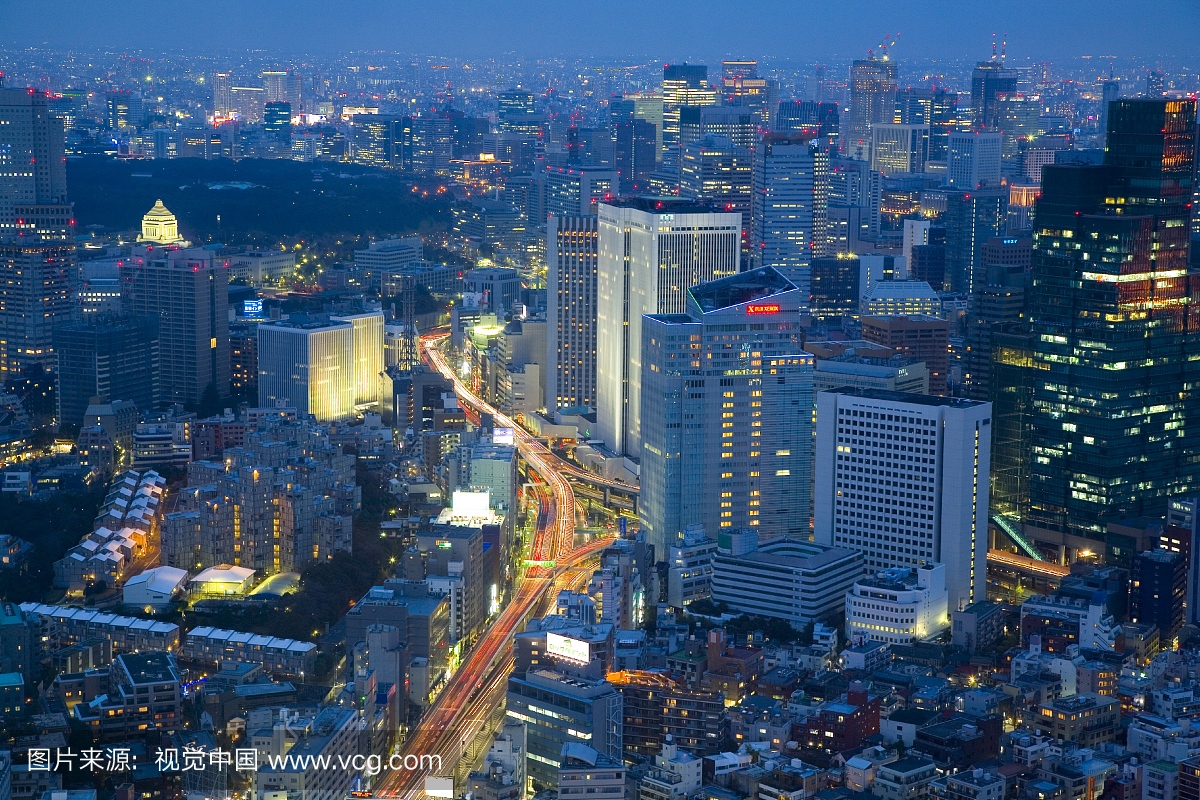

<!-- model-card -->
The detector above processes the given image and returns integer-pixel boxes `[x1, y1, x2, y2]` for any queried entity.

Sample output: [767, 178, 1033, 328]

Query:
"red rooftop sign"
[746, 303, 781, 315]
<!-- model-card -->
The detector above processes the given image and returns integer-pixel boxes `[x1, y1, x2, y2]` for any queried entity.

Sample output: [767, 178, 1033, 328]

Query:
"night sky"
[3, 0, 1198, 60]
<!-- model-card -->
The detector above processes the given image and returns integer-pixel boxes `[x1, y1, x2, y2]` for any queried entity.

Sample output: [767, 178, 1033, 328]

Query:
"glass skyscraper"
[1027, 99, 1198, 540]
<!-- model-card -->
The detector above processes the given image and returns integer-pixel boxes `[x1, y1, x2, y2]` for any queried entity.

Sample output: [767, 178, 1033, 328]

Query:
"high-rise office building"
[54, 316, 160, 427]
[262, 70, 289, 103]
[546, 216, 598, 412]
[970, 61, 1018, 130]
[0, 237, 74, 377]
[1027, 99, 1198, 540]
[120, 248, 230, 407]
[964, 236, 1031, 401]
[596, 199, 740, 457]
[810, 255, 861, 319]
[497, 89, 540, 135]
[640, 268, 813, 555]
[720, 59, 777, 129]
[545, 165, 619, 217]
[944, 189, 1008, 295]
[869, 124, 930, 175]
[411, 117, 453, 175]
[814, 388, 992, 611]
[988, 326, 1036, 519]
[105, 91, 142, 131]
[335, 311, 385, 408]
[1129, 548, 1186, 642]
[862, 315, 949, 396]
[285, 70, 304, 113]
[263, 101, 291, 140]
[0, 87, 70, 234]
[679, 107, 757, 153]
[613, 119, 657, 190]
[661, 65, 718, 179]
[775, 100, 840, 150]
[611, 93, 664, 164]
[679, 134, 753, 231]
[947, 131, 1003, 189]
[996, 94, 1042, 162]
[847, 58, 898, 160]
[749, 134, 829, 299]
[0, 87, 76, 377]
[212, 72, 233, 117]
[1146, 70, 1165, 98]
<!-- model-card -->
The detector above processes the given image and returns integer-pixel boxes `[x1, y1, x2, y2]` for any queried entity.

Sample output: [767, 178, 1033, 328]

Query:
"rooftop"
[688, 267, 796, 314]
[601, 196, 730, 215]
[118, 652, 178, 684]
[821, 386, 988, 408]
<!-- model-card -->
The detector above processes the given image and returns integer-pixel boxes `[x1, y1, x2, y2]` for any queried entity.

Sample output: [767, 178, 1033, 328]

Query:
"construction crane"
[873, 32, 901, 62]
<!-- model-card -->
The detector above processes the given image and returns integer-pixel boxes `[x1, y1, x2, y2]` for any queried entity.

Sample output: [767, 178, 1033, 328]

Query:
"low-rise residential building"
[668, 529, 718, 608]
[70, 652, 182, 741]
[19, 604, 181, 655]
[254, 706, 361, 800]
[1035, 693, 1121, 747]
[930, 769, 1005, 800]
[872, 757, 939, 800]
[182, 627, 317, 677]
[952, 602, 1006, 654]
[561, 743, 626, 800]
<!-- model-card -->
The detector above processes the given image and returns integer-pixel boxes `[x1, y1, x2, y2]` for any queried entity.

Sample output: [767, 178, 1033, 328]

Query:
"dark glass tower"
[1028, 99, 1198, 540]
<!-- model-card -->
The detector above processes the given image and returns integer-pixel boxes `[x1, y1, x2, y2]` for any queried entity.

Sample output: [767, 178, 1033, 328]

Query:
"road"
[374, 336, 612, 798]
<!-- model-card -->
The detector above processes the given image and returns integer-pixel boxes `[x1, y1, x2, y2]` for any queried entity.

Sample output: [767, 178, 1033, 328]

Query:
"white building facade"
[844, 563, 950, 645]
[814, 388, 991, 611]
[596, 200, 741, 457]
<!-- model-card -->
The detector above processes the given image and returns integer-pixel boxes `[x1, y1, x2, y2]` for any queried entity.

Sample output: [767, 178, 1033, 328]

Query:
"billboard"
[546, 632, 590, 665]
[493, 427, 515, 445]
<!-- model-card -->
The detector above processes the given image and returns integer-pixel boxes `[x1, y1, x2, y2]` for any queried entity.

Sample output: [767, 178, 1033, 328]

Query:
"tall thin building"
[596, 199, 741, 457]
[964, 236, 1031, 401]
[610, 93, 664, 164]
[943, 188, 1007, 295]
[0, 87, 75, 377]
[1146, 70, 1165, 98]
[331, 311, 384, 408]
[546, 215, 598, 412]
[1027, 99, 1198, 540]
[750, 134, 829, 301]
[0, 88, 70, 233]
[640, 268, 813, 555]
[613, 119, 657, 190]
[814, 388, 992, 611]
[661, 65, 718, 180]
[212, 72, 232, 117]
[847, 58, 898, 160]
[120, 248, 230, 407]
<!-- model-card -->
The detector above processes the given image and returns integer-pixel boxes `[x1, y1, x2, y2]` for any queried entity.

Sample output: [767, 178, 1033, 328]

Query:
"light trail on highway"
[374, 335, 614, 798]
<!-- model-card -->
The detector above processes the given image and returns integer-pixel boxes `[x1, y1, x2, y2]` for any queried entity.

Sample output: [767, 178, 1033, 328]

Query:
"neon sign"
[746, 303, 781, 315]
